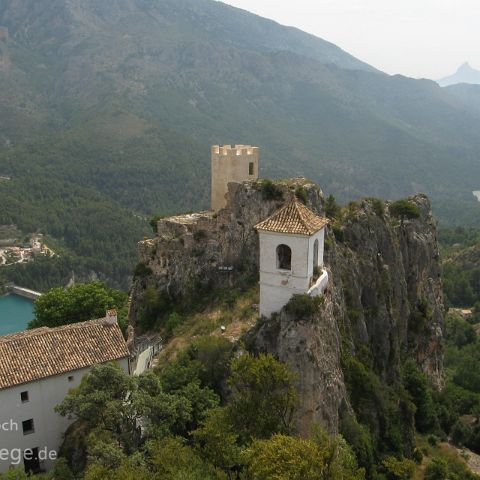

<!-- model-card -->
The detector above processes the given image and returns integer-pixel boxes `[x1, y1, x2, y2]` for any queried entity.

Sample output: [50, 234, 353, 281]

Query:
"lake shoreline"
[0, 293, 35, 335]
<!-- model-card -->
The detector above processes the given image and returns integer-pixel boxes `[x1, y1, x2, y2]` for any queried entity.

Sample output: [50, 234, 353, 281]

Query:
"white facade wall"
[258, 228, 326, 318]
[0, 358, 129, 473]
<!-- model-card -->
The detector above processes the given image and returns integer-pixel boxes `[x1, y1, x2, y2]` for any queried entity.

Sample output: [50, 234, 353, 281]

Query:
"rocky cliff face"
[132, 180, 444, 436]
[247, 193, 444, 436]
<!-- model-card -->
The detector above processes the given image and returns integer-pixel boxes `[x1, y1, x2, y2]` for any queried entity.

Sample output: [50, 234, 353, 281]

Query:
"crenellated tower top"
[211, 145, 259, 156]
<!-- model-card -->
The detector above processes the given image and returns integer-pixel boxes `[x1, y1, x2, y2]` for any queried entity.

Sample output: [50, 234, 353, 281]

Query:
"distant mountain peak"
[439, 62, 480, 87]
[458, 62, 474, 72]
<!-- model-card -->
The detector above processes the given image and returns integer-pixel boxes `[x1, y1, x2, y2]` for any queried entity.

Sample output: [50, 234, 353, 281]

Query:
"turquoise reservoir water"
[0, 294, 35, 335]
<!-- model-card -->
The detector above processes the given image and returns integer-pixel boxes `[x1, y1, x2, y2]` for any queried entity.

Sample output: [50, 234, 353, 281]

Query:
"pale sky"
[220, 0, 480, 79]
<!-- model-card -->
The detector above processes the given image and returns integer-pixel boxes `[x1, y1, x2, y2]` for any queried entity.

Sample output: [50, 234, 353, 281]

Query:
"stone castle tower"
[211, 145, 259, 211]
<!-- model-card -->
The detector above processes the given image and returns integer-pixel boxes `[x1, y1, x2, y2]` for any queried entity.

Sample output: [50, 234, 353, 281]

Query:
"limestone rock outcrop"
[132, 180, 444, 436]
[246, 193, 444, 435]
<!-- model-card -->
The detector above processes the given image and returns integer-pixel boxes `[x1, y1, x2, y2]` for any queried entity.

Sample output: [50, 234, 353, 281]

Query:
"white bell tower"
[255, 199, 329, 318]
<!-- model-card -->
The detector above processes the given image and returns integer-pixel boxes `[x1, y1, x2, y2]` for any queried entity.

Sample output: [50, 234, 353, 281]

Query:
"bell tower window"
[277, 244, 292, 270]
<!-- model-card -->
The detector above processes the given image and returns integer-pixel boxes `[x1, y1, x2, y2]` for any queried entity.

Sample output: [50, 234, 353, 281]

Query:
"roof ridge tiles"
[255, 198, 328, 235]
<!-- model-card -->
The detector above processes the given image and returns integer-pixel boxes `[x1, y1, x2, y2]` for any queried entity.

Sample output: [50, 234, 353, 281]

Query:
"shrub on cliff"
[285, 294, 321, 319]
[260, 179, 283, 201]
[133, 262, 153, 278]
[295, 186, 308, 204]
[136, 286, 172, 331]
[325, 194, 341, 219]
[365, 197, 385, 217]
[389, 200, 420, 222]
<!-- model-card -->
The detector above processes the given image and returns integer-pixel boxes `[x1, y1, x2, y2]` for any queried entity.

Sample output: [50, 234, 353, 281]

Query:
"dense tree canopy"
[30, 281, 128, 330]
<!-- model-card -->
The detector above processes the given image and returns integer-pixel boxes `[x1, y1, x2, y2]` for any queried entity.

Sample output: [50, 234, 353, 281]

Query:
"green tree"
[325, 194, 341, 219]
[382, 456, 416, 480]
[389, 200, 420, 223]
[133, 370, 193, 439]
[192, 408, 241, 474]
[226, 353, 298, 441]
[0, 469, 31, 480]
[446, 313, 477, 347]
[184, 336, 234, 395]
[402, 360, 438, 433]
[31, 281, 127, 329]
[454, 359, 480, 393]
[159, 336, 234, 397]
[342, 355, 416, 457]
[340, 414, 375, 474]
[311, 427, 366, 480]
[84, 455, 151, 480]
[450, 420, 471, 446]
[243, 433, 365, 480]
[55, 363, 138, 448]
[147, 437, 222, 480]
[136, 286, 171, 331]
[424, 458, 448, 480]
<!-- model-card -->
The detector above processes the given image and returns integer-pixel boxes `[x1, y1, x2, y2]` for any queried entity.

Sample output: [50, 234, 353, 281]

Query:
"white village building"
[255, 199, 329, 318]
[0, 312, 129, 474]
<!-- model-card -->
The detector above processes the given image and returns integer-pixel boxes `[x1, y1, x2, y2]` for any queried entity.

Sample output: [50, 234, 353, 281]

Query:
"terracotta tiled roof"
[0, 319, 130, 390]
[255, 199, 328, 235]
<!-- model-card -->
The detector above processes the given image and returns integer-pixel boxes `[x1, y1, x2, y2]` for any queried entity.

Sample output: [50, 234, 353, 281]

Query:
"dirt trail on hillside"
[457, 447, 480, 475]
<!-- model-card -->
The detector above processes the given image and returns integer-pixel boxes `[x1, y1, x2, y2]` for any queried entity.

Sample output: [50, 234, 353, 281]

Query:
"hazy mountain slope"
[1, 0, 480, 285]
[438, 62, 480, 87]
[445, 83, 480, 114]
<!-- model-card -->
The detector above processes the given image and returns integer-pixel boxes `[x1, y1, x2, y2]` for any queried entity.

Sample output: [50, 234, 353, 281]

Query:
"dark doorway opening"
[24, 447, 40, 474]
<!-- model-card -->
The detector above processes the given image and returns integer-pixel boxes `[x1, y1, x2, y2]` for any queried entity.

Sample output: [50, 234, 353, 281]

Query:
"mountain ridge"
[1, 0, 480, 286]
[438, 62, 480, 87]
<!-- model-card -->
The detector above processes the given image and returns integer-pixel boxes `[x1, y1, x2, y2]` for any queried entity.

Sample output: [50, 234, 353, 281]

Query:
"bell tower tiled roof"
[255, 199, 328, 235]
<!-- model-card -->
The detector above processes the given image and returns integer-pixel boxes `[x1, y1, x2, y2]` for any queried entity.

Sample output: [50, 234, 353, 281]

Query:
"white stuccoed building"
[255, 199, 329, 318]
[0, 312, 130, 474]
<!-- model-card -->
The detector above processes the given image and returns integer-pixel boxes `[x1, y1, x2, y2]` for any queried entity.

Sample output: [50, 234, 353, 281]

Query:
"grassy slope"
[154, 286, 259, 366]
[412, 437, 479, 479]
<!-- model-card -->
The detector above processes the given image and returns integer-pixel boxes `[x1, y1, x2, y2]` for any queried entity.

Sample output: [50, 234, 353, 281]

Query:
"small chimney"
[106, 309, 118, 325]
